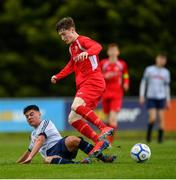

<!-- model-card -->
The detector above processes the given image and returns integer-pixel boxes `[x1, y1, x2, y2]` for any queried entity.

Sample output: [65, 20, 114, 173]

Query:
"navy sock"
[146, 122, 154, 142]
[51, 157, 75, 164]
[78, 137, 94, 154]
[158, 129, 164, 143]
[78, 137, 104, 160]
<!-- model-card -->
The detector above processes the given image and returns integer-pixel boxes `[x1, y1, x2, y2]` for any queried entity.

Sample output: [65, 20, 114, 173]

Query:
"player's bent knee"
[68, 111, 81, 124]
[65, 136, 81, 150]
[71, 102, 85, 112]
[66, 136, 80, 144]
[71, 97, 85, 111]
[71, 104, 79, 112]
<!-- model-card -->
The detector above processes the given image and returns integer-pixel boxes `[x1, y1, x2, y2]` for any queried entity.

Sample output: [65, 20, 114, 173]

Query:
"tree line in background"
[0, 0, 176, 97]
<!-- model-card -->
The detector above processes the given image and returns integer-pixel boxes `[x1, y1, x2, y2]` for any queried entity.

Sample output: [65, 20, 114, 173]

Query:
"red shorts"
[102, 96, 122, 114]
[75, 80, 105, 109]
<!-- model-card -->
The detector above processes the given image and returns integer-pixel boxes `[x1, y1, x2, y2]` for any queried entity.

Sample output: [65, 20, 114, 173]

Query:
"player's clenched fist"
[51, 75, 57, 84]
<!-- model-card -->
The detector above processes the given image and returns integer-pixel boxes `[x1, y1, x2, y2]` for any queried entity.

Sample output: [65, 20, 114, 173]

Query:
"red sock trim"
[75, 105, 106, 130]
[71, 119, 98, 143]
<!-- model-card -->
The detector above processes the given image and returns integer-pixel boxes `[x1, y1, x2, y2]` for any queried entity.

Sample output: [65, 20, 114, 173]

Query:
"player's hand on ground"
[139, 96, 145, 105]
[20, 157, 32, 164]
[51, 75, 57, 84]
[76, 52, 88, 61]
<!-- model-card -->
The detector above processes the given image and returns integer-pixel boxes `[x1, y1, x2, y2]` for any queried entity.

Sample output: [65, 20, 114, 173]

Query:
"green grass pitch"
[0, 131, 176, 179]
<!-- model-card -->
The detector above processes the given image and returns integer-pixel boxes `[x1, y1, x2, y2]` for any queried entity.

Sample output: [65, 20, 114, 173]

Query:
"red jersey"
[100, 58, 129, 98]
[55, 35, 104, 88]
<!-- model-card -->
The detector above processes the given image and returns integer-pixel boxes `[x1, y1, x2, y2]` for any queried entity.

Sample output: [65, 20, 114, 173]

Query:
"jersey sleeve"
[165, 70, 171, 100]
[122, 61, 129, 86]
[79, 37, 102, 56]
[139, 68, 148, 97]
[165, 70, 171, 84]
[55, 59, 74, 81]
[36, 120, 50, 138]
[44, 121, 60, 138]
[37, 120, 60, 139]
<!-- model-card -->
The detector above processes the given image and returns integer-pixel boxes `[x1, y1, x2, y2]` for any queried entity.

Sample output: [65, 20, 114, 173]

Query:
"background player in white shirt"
[16, 105, 116, 164]
[139, 53, 171, 143]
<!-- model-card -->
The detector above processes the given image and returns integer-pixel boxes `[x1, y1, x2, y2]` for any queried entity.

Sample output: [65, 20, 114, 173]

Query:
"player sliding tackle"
[51, 17, 114, 151]
[16, 105, 116, 164]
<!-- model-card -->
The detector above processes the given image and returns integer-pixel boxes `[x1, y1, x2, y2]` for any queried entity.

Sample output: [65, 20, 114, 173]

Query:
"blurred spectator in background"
[100, 43, 129, 145]
[139, 53, 171, 143]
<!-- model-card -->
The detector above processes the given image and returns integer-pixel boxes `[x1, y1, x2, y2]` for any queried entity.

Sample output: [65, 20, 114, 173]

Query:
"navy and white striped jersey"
[140, 65, 170, 100]
[28, 120, 62, 157]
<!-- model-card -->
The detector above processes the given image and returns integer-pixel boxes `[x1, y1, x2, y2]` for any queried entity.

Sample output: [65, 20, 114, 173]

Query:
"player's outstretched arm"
[16, 150, 31, 163]
[20, 135, 46, 164]
[51, 59, 74, 83]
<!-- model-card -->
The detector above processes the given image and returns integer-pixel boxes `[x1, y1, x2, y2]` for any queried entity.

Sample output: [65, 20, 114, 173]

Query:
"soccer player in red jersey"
[100, 43, 129, 145]
[51, 17, 113, 147]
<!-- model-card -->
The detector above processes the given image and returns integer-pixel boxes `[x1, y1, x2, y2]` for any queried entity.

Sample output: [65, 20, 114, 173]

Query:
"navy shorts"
[46, 137, 78, 160]
[146, 98, 166, 109]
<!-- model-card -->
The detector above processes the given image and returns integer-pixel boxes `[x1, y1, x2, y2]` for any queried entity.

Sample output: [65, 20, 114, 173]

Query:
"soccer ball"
[130, 143, 151, 162]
